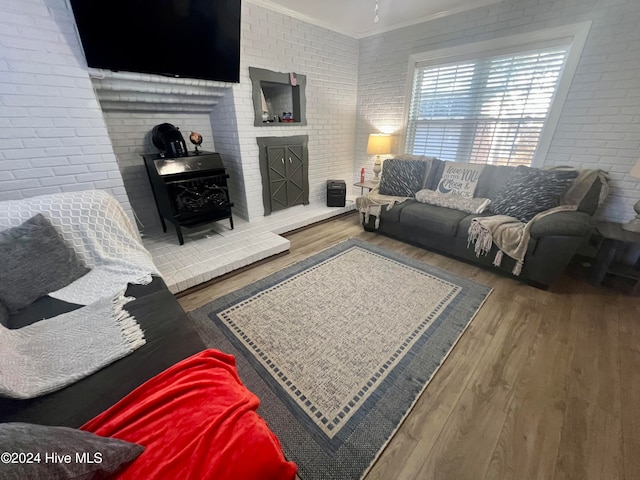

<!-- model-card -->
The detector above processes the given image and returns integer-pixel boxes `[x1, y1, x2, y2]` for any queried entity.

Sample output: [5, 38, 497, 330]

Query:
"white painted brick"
[1, 179, 41, 191]
[13, 167, 55, 179]
[38, 175, 75, 187]
[357, 0, 640, 223]
[75, 172, 110, 183]
[53, 165, 90, 176]
[2, 0, 638, 227]
[68, 154, 106, 165]
[2, 147, 51, 160]
[207, 2, 358, 221]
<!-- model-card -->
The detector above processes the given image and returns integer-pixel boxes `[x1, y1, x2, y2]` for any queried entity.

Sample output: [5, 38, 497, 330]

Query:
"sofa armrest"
[529, 211, 593, 238]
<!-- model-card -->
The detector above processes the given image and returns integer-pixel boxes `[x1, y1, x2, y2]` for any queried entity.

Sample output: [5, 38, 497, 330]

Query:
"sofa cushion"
[0, 302, 8, 328]
[0, 278, 207, 428]
[379, 158, 429, 197]
[576, 177, 602, 215]
[379, 199, 417, 223]
[390, 154, 439, 190]
[400, 203, 468, 237]
[491, 166, 579, 222]
[529, 211, 592, 238]
[0, 422, 144, 480]
[424, 159, 446, 190]
[456, 212, 495, 239]
[7, 296, 83, 330]
[474, 165, 517, 201]
[0, 214, 90, 314]
[416, 189, 491, 214]
[435, 161, 484, 198]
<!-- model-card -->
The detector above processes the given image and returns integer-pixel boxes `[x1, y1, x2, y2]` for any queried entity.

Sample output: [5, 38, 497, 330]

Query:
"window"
[404, 24, 590, 167]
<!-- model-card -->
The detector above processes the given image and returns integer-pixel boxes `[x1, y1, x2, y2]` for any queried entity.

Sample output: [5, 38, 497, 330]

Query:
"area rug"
[189, 238, 492, 479]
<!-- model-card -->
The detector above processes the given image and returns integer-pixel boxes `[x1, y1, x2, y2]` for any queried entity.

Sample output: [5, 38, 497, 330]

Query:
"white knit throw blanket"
[467, 206, 577, 276]
[0, 291, 145, 399]
[0, 190, 157, 398]
[0, 190, 159, 305]
[355, 188, 411, 229]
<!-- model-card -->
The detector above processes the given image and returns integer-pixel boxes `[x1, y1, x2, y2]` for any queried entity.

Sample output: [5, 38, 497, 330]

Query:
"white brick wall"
[227, 3, 359, 220]
[102, 112, 217, 232]
[0, 0, 133, 217]
[7, 0, 634, 228]
[0, 0, 357, 228]
[209, 88, 248, 219]
[356, 0, 640, 222]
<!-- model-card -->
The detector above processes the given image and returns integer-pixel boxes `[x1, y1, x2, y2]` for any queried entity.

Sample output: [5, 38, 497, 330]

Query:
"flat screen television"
[70, 0, 241, 83]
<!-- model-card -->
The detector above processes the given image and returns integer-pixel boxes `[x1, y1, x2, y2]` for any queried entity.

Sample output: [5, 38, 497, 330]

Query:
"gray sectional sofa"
[359, 157, 605, 288]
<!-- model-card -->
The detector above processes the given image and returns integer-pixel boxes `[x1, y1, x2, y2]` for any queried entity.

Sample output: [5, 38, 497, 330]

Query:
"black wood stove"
[142, 151, 234, 245]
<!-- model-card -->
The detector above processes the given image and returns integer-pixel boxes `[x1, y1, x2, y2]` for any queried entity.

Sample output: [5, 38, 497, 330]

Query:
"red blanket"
[82, 349, 297, 480]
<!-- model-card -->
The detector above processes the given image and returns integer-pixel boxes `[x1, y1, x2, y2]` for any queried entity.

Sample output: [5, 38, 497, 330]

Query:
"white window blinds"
[405, 46, 570, 166]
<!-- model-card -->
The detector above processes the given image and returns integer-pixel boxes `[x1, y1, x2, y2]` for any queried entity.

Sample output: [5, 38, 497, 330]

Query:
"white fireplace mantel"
[88, 69, 234, 113]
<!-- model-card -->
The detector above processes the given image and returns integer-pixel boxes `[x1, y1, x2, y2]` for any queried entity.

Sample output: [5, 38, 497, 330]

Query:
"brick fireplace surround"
[92, 71, 355, 294]
[0, 2, 359, 294]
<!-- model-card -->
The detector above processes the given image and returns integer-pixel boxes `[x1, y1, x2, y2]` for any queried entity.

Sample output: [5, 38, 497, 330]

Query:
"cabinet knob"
[281, 158, 284, 164]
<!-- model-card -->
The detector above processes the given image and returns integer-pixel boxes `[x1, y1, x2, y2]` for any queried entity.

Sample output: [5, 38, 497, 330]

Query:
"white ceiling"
[247, 0, 504, 38]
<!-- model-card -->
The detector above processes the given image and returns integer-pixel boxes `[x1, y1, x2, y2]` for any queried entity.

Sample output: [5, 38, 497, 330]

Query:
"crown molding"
[245, 0, 354, 38]
[245, 0, 503, 39]
[353, 0, 503, 38]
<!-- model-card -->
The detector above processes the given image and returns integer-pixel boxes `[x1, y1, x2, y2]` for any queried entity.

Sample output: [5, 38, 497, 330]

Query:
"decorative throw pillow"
[436, 161, 485, 198]
[415, 189, 492, 214]
[0, 213, 90, 314]
[0, 422, 144, 479]
[491, 166, 579, 222]
[0, 301, 8, 328]
[378, 158, 429, 197]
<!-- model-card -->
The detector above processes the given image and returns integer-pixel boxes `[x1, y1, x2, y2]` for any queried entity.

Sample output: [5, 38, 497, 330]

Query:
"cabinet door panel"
[267, 146, 287, 180]
[258, 138, 309, 214]
[270, 179, 288, 211]
[285, 146, 305, 207]
[267, 146, 288, 211]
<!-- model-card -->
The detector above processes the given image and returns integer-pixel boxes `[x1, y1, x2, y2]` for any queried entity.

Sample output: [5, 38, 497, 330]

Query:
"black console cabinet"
[142, 151, 234, 245]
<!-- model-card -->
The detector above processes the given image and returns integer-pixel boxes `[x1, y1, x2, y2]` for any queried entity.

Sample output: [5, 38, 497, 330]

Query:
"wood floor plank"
[411, 299, 544, 479]
[568, 301, 621, 419]
[483, 297, 576, 480]
[366, 326, 494, 480]
[553, 395, 622, 480]
[618, 305, 640, 480]
[175, 213, 638, 480]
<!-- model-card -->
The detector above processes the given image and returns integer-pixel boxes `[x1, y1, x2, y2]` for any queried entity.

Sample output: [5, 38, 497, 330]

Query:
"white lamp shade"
[366, 134, 392, 155]
[630, 158, 640, 179]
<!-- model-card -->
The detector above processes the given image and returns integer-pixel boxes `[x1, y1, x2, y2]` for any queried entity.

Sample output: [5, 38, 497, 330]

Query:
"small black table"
[590, 221, 640, 296]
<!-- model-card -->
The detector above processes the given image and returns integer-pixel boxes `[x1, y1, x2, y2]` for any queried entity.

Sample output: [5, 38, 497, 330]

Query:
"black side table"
[590, 221, 640, 296]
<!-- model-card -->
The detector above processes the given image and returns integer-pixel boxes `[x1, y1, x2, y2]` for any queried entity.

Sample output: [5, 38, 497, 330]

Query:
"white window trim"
[401, 21, 592, 168]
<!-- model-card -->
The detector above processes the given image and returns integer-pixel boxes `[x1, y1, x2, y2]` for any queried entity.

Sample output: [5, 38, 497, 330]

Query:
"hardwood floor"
[178, 212, 640, 480]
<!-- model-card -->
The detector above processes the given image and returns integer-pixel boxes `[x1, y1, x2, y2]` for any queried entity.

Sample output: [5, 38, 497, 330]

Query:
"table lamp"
[366, 134, 392, 180]
[622, 158, 640, 232]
